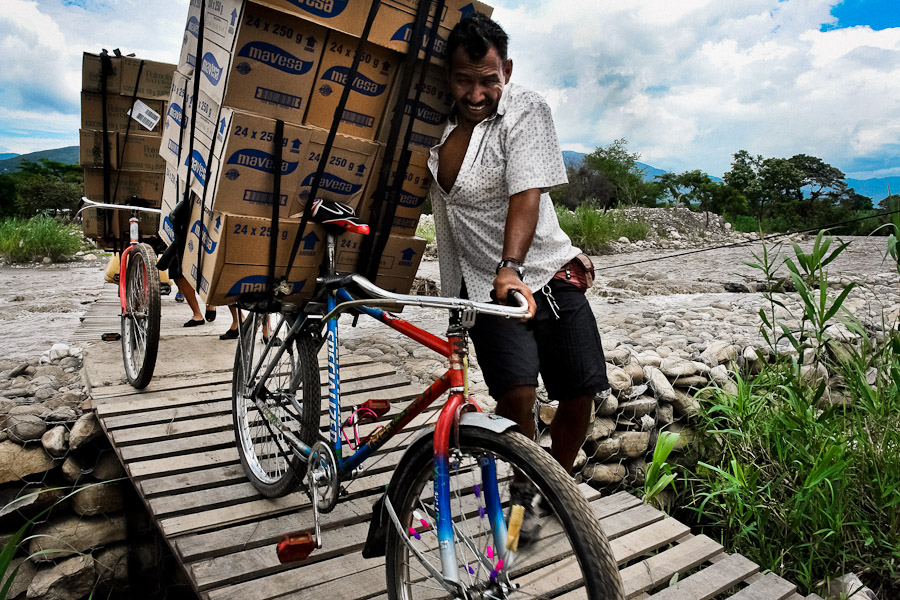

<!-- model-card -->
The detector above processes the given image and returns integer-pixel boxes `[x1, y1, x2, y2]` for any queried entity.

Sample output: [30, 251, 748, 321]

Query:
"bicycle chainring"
[307, 441, 339, 513]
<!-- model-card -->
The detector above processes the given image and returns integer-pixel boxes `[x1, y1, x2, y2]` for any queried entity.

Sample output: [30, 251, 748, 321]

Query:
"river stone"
[800, 364, 829, 386]
[3, 556, 36, 598]
[742, 346, 764, 373]
[92, 451, 125, 481]
[612, 431, 650, 458]
[0, 486, 65, 520]
[691, 361, 711, 375]
[27, 554, 95, 600]
[586, 436, 620, 462]
[605, 347, 632, 367]
[659, 357, 698, 378]
[69, 413, 102, 449]
[572, 448, 588, 471]
[595, 392, 618, 417]
[665, 423, 694, 452]
[658, 403, 674, 426]
[94, 543, 129, 588]
[699, 341, 738, 366]
[45, 406, 78, 423]
[72, 482, 125, 516]
[583, 463, 625, 485]
[61, 455, 89, 483]
[0, 440, 56, 484]
[623, 360, 644, 384]
[537, 431, 551, 451]
[635, 351, 662, 367]
[670, 374, 708, 389]
[618, 396, 657, 419]
[606, 364, 631, 392]
[626, 458, 648, 486]
[41, 426, 68, 457]
[9, 363, 29, 378]
[601, 338, 620, 353]
[538, 401, 558, 426]
[7, 414, 48, 443]
[586, 417, 616, 442]
[29, 514, 127, 561]
[671, 389, 700, 416]
[47, 344, 71, 362]
[708, 365, 730, 386]
[640, 414, 656, 431]
[644, 366, 677, 402]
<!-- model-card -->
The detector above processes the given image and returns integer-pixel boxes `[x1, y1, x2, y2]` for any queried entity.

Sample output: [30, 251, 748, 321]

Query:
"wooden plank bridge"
[78, 286, 824, 600]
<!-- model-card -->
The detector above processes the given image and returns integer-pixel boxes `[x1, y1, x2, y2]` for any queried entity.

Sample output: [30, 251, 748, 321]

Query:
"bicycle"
[231, 199, 625, 599]
[79, 196, 162, 389]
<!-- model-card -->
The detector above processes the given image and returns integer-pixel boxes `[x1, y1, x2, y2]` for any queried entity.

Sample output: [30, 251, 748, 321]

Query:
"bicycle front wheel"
[385, 426, 624, 600]
[232, 312, 321, 497]
[120, 243, 160, 389]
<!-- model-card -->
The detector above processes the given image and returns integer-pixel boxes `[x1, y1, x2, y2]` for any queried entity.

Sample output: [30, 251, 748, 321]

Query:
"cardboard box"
[118, 133, 167, 173]
[254, 0, 375, 38]
[304, 31, 400, 140]
[83, 169, 165, 204]
[295, 127, 381, 212]
[81, 92, 164, 135]
[158, 165, 184, 245]
[335, 232, 425, 284]
[378, 61, 450, 153]
[121, 58, 176, 101]
[220, 2, 327, 124]
[160, 72, 222, 166]
[179, 0, 245, 74]
[82, 52, 121, 93]
[360, 149, 430, 235]
[182, 203, 324, 305]
[197, 38, 233, 106]
[80, 129, 117, 169]
[182, 109, 309, 217]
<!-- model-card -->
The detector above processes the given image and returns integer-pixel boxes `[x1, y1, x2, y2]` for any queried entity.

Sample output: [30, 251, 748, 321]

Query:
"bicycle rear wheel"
[385, 426, 624, 599]
[232, 312, 322, 497]
[120, 243, 160, 389]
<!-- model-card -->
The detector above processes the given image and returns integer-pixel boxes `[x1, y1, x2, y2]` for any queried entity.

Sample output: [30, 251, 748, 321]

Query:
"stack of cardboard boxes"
[163, 0, 491, 306]
[80, 53, 175, 241]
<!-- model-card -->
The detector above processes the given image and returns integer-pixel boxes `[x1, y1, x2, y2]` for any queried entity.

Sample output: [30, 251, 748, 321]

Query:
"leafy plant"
[555, 203, 649, 254]
[0, 216, 84, 262]
[644, 432, 680, 510]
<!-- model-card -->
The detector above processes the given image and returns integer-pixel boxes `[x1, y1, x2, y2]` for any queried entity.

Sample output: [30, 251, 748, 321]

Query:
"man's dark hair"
[447, 12, 509, 62]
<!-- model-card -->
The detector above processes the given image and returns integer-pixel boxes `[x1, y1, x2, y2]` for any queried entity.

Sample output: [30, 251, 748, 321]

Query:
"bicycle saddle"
[310, 198, 370, 234]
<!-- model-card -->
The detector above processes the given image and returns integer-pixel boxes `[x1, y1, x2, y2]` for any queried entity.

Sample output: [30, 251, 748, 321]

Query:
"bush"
[555, 203, 649, 254]
[15, 175, 82, 217]
[0, 216, 84, 262]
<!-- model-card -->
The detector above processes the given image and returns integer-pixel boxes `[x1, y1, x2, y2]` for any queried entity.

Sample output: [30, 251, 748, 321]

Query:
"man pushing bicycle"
[429, 13, 612, 544]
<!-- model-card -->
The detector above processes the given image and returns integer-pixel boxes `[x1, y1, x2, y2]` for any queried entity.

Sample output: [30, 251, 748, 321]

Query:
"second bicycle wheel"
[232, 312, 322, 497]
[120, 243, 160, 389]
[385, 425, 624, 599]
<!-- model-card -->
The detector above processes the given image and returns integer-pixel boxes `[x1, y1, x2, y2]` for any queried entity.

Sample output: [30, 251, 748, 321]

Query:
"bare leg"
[226, 305, 239, 332]
[175, 277, 203, 321]
[549, 393, 593, 474]
[495, 385, 537, 441]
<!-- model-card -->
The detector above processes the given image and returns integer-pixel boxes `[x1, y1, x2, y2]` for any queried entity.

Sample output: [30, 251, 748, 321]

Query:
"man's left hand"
[493, 269, 536, 319]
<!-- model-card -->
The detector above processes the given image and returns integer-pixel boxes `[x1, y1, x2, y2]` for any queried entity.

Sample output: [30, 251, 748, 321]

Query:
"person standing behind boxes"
[428, 13, 610, 544]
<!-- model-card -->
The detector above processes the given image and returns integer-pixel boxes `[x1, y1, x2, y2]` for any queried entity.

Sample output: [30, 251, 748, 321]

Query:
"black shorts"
[469, 278, 610, 401]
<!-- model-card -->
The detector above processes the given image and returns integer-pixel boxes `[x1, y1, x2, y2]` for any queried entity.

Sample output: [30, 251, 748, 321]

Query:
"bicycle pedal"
[101, 332, 121, 342]
[276, 531, 317, 563]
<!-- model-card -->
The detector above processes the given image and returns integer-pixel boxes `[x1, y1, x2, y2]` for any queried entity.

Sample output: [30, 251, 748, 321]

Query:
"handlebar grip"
[507, 288, 529, 309]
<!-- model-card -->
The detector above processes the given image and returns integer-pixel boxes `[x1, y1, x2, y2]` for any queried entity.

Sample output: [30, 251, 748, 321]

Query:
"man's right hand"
[493, 269, 536, 319]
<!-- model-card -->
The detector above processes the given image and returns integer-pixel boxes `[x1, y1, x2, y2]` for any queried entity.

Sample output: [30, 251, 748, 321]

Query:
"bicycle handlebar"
[77, 197, 162, 217]
[322, 273, 532, 320]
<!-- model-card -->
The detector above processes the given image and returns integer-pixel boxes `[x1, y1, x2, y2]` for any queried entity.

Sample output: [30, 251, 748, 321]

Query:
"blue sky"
[1, 0, 898, 180]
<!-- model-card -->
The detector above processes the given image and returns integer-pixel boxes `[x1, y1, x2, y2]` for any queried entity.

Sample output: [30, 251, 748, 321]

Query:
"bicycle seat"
[310, 198, 370, 234]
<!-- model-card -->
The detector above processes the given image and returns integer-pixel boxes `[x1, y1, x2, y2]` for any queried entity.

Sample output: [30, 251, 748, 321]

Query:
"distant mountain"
[0, 147, 79, 174]
[846, 177, 898, 202]
[0, 153, 17, 161]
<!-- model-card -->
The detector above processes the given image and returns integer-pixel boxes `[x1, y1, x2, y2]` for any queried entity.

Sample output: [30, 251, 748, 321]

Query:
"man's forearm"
[501, 188, 541, 262]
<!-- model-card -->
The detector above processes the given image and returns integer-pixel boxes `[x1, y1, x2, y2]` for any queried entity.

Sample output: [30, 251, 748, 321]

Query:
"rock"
[708, 365, 730, 386]
[595, 391, 618, 417]
[45, 406, 78, 423]
[585, 436, 620, 462]
[724, 282, 751, 293]
[664, 423, 694, 452]
[606, 364, 632, 392]
[742, 346, 764, 373]
[572, 448, 588, 471]
[7, 414, 48, 443]
[800, 363, 829, 387]
[658, 403, 674, 426]
[659, 357, 698, 378]
[48, 344, 70, 362]
[2, 556, 37, 598]
[538, 401, 558, 426]
[0, 486, 65, 521]
[670, 375, 708, 389]
[586, 417, 616, 442]
[72, 482, 125, 516]
[27, 554, 95, 600]
[0, 440, 56, 484]
[644, 366, 677, 402]
[9, 363, 29, 378]
[612, 431, 650, 458]
[635, 351, 662, 367]
[41, 426, 69, 457]
[623, 360, 644, 384]
[626, 458, 648, 485]
[671, 389, 700, 416]
[61, 455, 89, 483]
[618, 396, 657, 419]
[824, 572, 878, 600]
[601, 338, 620, 353]
[640, 414, 656, 431]
[605, 347, 632, 367]
[29, 514, 127, 561]
[583, 462, 626, 485]
[699, 341, 738, 367]
[69, 413, 102, 449]
[0, 387, 29, 398]
[91, 452, 123, 481]
[83, 253, 97, 261]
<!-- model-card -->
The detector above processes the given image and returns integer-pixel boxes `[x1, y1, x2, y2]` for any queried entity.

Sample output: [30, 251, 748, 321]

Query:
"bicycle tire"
[232, 312, 321, 497]
[385, 426, 624, 599]
[120, 243, 160, 389]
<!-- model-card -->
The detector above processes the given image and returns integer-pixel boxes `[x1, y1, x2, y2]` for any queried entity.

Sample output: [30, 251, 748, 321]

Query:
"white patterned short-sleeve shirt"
[428, 82, 579, 302]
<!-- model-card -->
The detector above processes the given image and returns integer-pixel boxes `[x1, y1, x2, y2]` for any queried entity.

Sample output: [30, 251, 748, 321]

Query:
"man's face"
[448, 45, 512, 128]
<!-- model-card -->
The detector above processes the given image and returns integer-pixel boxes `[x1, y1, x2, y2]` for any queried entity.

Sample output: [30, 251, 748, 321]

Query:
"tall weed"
[555, 203, 649, 254]
[0, 216, 83, 262]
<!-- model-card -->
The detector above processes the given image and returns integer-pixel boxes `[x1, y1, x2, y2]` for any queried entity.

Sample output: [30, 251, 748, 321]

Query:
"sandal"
[219, 328, 239, 340]
[205, 308, 217, 322]
[183, 319, 205, 327]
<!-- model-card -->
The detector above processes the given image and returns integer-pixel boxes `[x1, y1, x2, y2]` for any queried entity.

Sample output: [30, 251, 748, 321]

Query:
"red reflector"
[276, 532, 316, 564]
[349, 223, 370, 235]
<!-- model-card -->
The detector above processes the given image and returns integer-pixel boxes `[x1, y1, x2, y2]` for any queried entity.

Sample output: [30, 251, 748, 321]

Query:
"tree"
[788, 154, 847, 219]
[553, 164, 617, 210]
[12, 160, 83, 217]
[584, 139, 662, 207]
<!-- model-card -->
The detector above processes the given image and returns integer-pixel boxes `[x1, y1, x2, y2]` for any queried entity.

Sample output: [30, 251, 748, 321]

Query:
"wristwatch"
[496, 258, 525, 280]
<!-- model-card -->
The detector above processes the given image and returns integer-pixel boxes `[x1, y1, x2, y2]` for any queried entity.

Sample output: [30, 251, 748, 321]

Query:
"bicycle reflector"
[276, 531, 317, 564]
[101, 333, 121, 342]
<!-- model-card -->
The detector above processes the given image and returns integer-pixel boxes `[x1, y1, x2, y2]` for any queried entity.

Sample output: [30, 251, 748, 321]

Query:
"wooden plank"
[599, 503, 665, 539]
[128, 447, 238, 480]
[647, 553, 759, 600]
[610, 518, 691, 565]
[727, 572, 795, 600]
[120, 430, 235, 462]
[104, 399, 231, 431]
[140, 464, 248, 498]
[619, 534, 723, 598]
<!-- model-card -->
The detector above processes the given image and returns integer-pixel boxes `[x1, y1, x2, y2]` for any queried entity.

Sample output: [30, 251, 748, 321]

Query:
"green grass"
[0, 216, 84, 263]
[555, 203, 649, 254]
[415, 214, 436, 245]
